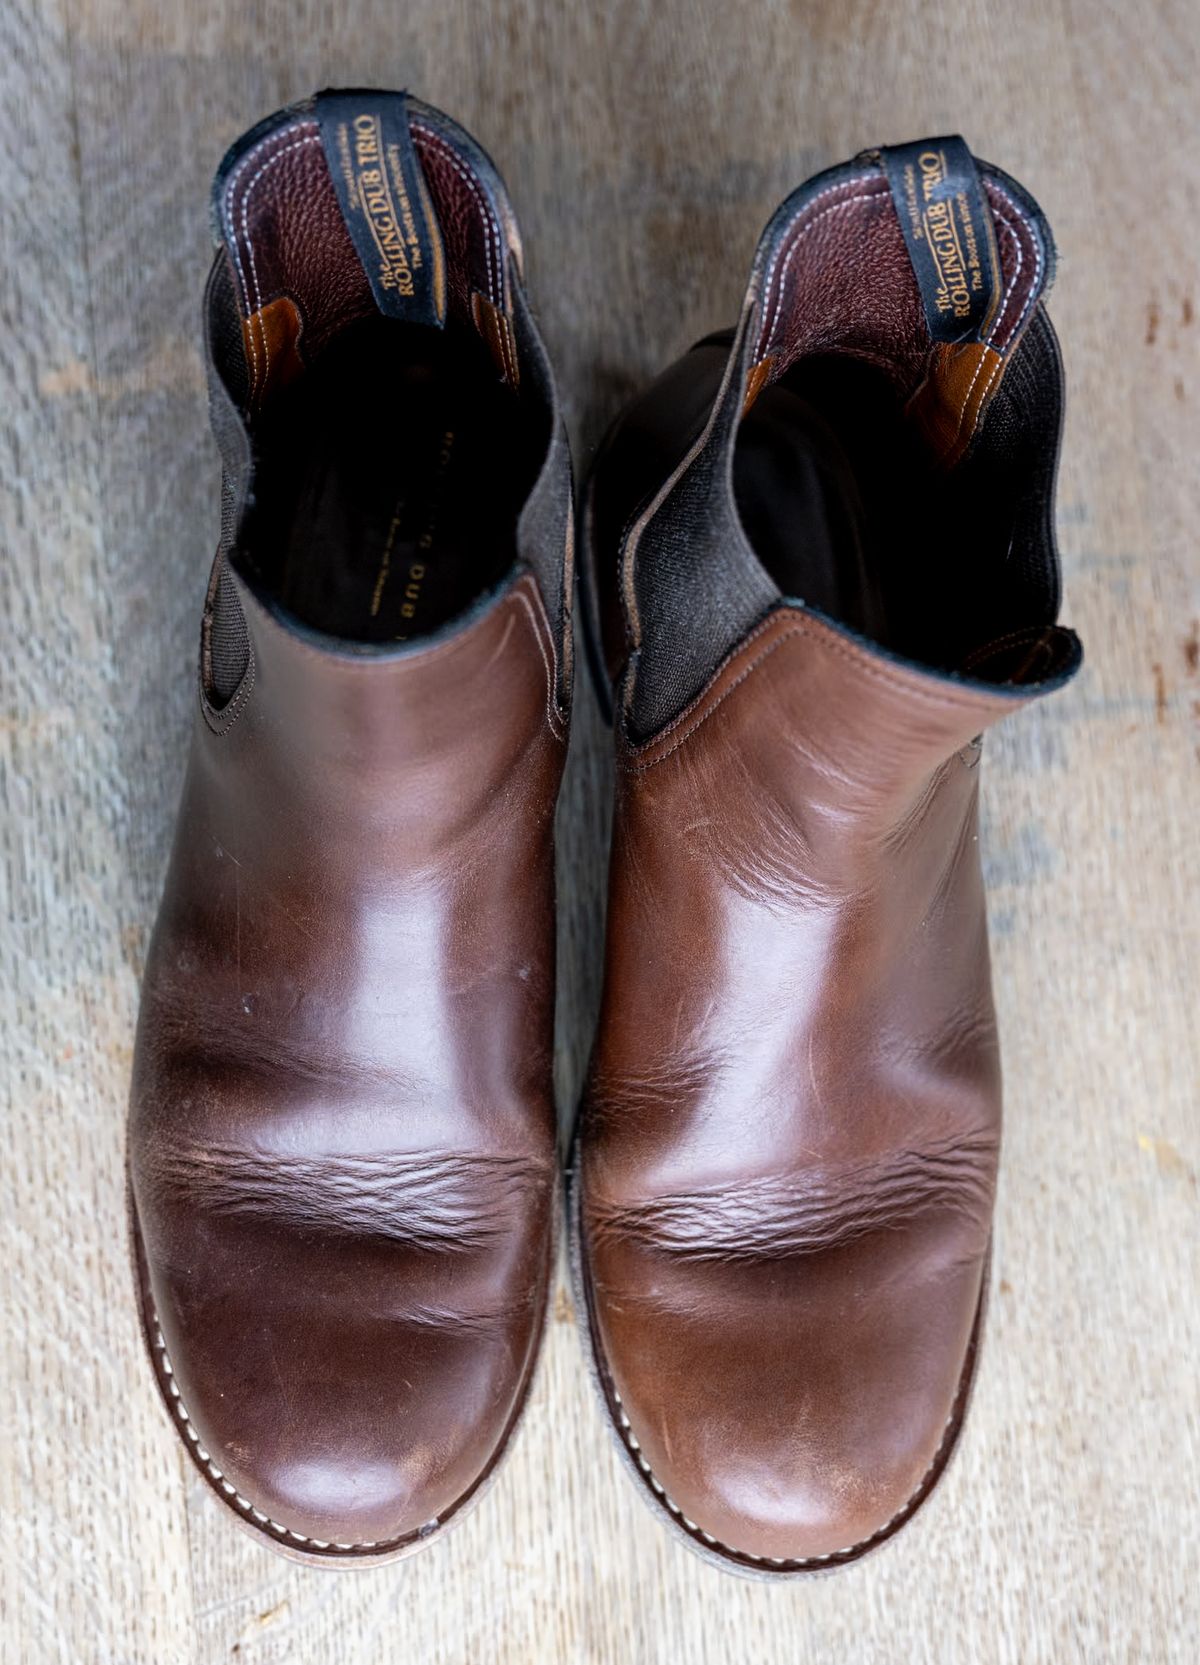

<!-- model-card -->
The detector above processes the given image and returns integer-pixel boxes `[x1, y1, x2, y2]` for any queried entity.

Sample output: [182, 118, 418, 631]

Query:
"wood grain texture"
[2, 1, 1197, 1660]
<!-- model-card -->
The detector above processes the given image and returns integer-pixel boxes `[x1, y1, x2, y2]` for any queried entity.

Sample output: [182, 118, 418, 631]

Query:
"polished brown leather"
[578, 615, 1041, 1568]
[575, 144, 1079, 1573]
[128, 93, 570, 1561]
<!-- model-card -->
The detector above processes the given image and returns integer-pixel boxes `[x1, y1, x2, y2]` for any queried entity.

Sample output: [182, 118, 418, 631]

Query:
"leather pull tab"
[881, 137, 1001, 345]
[316, 89, 446, 328]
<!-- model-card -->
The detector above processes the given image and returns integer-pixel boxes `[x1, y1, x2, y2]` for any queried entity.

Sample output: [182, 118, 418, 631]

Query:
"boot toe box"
[132, 1145, 554, 1554]
[585, 1192, 987, 1567]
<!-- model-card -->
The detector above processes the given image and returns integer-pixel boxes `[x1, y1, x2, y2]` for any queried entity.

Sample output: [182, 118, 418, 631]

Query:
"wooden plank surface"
[2, 1, 1197, 1660]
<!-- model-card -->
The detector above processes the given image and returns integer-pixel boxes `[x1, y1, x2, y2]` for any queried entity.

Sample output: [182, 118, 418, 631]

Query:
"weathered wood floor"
[2, 1, 1197, 1659]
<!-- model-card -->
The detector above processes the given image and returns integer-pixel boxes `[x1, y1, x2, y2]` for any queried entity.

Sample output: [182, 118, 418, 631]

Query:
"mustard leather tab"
[908, 338, 1005, 467]
[471, 292, 520, 388]
[241, 296, 305, 404]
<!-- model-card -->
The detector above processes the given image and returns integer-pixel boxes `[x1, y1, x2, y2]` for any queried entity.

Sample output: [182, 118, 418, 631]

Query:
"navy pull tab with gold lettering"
[881, 136, 1001, 344]
[316, 89, 446, 328]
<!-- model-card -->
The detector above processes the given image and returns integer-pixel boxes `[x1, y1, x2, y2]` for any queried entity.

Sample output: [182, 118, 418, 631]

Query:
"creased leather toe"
[134, 1162, 554, 1549]
[583, 1191, 988, 1564]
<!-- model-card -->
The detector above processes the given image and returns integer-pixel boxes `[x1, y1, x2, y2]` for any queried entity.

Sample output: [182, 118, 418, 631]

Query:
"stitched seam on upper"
[621, 618, 1018, 773]
[949, 191, 1043, 450]
[237, 135, 322, 403]
[624, 627, 805, 772]
[988, 214, 1025, 353]
[239, 574, 545, 675]
[960, 625, 1061, 675]
[755, 174, 1040, 450]
[763, 191, 883, 362]
[968, 200, 1042, 435]
[950, 201, 1040, 446]
[985, 186, 1042, 354]
[950, 215, 1022, 440]
[511, 582, 568, 741]
[622, 608, 784, 752]
[220, 117, 508, 323]
[199, 645, 256, 736]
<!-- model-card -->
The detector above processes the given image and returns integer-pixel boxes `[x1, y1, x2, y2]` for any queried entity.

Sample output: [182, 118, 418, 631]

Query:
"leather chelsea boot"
[128, 90, 573, 1562]
[573, 137, 1081, 1574]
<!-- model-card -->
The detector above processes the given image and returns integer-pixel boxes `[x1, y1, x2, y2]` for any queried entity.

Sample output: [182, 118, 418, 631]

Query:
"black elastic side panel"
[626, 318, 779, 739]
[512, 270, 574, 699]
[205, 252, 249, 415]
[964, 303, 1065, 627]
[200, 258, 253, 707]
[203, 254, 254, 542]
[205, 544, 251, 707]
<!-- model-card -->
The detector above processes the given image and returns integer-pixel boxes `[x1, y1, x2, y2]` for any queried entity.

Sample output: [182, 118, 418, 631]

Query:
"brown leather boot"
[128, 90, 573, 1563]
[574, 137, 1081, 1574]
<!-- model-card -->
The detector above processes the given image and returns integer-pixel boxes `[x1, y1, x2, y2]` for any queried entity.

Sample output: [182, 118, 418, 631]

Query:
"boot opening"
[732, 155, 1066, 683]
[205, 94, 549, 645]
[733, 314, 1064, 675]
[244, 313, 539, 643]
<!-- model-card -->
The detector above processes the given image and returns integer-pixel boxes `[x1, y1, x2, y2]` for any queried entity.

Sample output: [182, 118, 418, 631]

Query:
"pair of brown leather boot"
[128, 89, 1081, 1573]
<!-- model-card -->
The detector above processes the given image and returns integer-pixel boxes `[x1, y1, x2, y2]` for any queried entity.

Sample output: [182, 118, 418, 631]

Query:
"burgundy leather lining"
[412, 122, 505, 319]
[218, 116, 506, 380]
[753, 174, 1042, 394]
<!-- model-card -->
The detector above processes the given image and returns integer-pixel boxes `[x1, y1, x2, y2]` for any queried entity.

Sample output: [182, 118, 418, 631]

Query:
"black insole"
[246, 318, 532, 642]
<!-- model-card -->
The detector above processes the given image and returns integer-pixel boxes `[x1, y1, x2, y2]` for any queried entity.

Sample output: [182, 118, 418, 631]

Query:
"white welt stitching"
[606, 1377, 961, 1569]
[151, 1318, 435, 1554]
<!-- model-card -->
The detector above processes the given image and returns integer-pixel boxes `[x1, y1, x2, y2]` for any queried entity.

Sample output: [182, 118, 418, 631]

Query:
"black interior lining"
[239, 315, 543, 642]
[732, 311, 1064, 677]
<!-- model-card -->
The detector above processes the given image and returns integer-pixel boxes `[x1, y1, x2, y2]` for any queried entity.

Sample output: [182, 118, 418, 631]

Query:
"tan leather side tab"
[908, 339, 1004, 468]
[471, 292, 520, 388]
[742, 356, 774, 415]
[241, 296, 305, 405]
